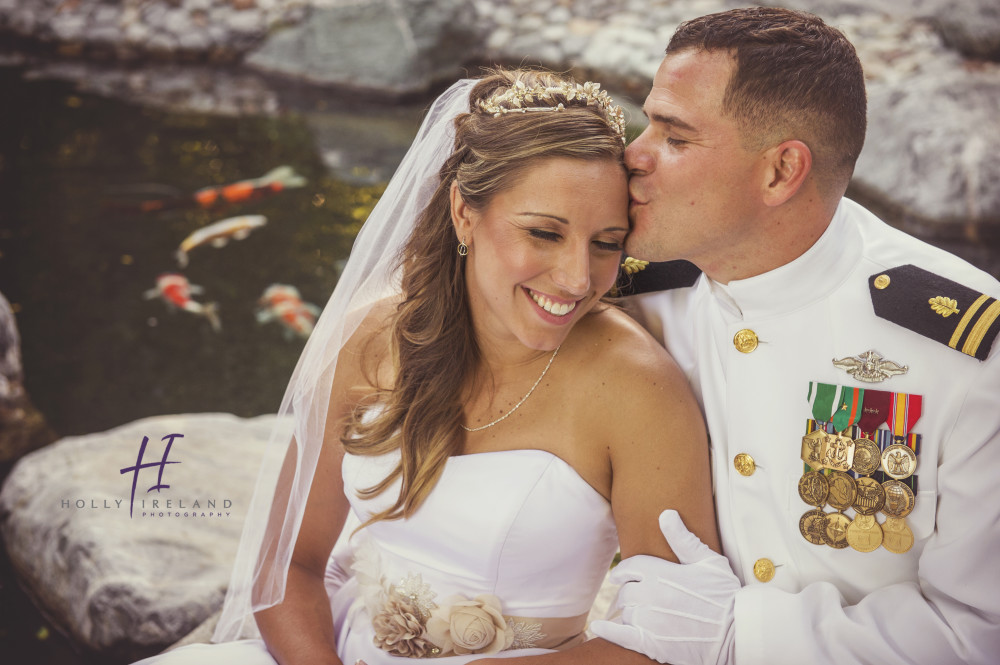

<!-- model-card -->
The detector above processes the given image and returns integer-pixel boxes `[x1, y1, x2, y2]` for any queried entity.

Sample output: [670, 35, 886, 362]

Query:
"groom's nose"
[625, 129, 654, 175]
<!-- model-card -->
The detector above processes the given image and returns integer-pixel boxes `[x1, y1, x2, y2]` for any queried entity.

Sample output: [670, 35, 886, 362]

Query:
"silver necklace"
[461, 345, 561, 432]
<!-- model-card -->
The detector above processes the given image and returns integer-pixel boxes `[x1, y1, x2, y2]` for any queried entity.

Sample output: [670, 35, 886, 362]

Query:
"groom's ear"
[450, 181, 477, 240]
[761, 139, 811, 207]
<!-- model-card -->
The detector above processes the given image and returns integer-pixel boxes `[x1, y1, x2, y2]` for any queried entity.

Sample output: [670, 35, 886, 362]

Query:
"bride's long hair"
[342, 68, 626, 525]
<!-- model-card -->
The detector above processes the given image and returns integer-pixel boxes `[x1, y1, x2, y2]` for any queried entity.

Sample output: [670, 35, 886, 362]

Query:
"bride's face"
[454, 156, 629, 355]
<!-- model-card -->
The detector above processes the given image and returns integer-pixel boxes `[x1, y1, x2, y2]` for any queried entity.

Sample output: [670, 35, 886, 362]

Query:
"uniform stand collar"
[707, 200, 861, 320]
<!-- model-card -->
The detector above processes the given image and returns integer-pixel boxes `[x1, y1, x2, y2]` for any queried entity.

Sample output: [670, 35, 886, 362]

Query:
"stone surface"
[0, 413, 279, 661]
[245, 0, 484, 97]
[0, 291, 55, 463]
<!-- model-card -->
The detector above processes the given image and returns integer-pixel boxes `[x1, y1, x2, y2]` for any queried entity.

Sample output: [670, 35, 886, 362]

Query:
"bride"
[135, 68, 719, 665]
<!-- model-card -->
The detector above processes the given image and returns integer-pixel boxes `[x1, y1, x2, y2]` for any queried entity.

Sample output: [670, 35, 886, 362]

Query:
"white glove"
[590, 510, 740, 665]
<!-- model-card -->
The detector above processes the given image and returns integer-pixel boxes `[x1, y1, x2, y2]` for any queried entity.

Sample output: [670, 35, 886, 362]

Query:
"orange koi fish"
[175, 214, 267, 268]
[143, 273, 221, 332]
[255, 284, 321, 339]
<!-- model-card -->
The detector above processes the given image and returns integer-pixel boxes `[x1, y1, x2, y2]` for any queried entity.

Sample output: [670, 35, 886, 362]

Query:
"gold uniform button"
[733, 329, 758, 353]
[753, 558, 776, 583]
[874, 274, 891, 289]
[734, 453, 756, 476]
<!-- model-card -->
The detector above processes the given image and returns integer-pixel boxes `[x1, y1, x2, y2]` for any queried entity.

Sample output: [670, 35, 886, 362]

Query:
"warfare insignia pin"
[832, 350, 908, 383]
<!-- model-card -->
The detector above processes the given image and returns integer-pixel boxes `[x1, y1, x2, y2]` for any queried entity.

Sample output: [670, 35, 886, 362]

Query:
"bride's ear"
[450, 181, 477, 242]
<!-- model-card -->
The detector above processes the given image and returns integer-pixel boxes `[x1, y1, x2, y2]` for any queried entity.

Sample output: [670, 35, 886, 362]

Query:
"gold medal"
[881, 479, 915, 518]
[851, 438, 881, 476]
[846, 514, 883, 553]
[826, 471, 857, 511]
[798, 471, 830, 507]
[881, 516, 914, 554]
[823, 512, 851, 549]
[800, 430, 827, 469]
[852, 476, 886, 515]
[881, 443, 917, 480]
[799, 509, 828, 545]
[820, 432, 855, 472]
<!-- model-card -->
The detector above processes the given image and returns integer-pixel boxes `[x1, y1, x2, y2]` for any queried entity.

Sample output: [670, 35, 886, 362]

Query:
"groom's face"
[624, 50, 767, 279]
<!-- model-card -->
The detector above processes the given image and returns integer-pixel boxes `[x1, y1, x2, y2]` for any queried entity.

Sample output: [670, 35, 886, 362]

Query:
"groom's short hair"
[667, 7, 867, 192]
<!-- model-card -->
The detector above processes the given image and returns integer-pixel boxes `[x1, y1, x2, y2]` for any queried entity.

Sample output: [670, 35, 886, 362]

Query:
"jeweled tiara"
[477, 79, 627, 143]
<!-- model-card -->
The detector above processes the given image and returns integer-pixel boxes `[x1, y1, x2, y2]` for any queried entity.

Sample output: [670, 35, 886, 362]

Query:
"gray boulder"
[0, 291, 55, 463]
[0, 413, 279, 662]
[245, 0, 484, 97]
[859, 66, 1000, 235]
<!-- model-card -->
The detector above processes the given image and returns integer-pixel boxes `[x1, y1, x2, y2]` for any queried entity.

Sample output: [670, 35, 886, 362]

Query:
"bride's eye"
[528, 229, 561, 241]
[593, 239, 623, 252]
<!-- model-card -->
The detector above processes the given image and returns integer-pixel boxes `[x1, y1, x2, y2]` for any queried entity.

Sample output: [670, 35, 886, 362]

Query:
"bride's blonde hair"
[343, 68, 626, 526]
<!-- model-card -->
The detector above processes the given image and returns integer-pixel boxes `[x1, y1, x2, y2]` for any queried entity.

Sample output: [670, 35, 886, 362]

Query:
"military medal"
[881, 480, 915, 518]
[821, 387, 864, 471]
[802, 382, 838, 470]
[824, 471, 856, 549]
[881, 444, 917, 480]
[801, 429, 827, 469]
[798, 471, 829, 506]
[852, 477, 886, 515]
[851, 438, 881, 476]
[799, 509, 828, 545]
[846, 514, 884, 552]
[886, 392, 922, 479]
[826, 471, 857, 511]
[852, 389, 891, 476]
[881, 517, 914, 554]
[823, 512, 852, 549]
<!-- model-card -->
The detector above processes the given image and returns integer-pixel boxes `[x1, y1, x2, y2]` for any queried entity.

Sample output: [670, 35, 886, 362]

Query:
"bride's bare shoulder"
[574, 305, 678, 373]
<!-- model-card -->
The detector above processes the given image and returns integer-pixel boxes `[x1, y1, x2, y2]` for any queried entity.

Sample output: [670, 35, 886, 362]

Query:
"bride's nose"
[551, 243, 591, 297]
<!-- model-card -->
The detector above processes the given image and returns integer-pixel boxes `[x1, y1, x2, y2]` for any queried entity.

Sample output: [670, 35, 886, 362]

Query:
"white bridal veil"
[213, 78, 478, 642]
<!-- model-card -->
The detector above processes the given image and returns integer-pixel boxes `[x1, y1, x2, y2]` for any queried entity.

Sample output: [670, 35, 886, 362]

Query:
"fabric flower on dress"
[371, 590, 437, 658]
[426, 594, 515, 655]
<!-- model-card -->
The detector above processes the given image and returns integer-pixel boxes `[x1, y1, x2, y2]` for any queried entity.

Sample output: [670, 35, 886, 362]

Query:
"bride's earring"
[457, 238, 469, 256]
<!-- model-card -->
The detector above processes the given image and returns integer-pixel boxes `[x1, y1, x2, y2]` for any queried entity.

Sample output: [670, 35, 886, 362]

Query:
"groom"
[587, 6, 1000, 665]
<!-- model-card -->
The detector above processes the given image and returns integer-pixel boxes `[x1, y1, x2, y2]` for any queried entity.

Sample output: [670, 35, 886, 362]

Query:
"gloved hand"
[590, 510, 740, 665]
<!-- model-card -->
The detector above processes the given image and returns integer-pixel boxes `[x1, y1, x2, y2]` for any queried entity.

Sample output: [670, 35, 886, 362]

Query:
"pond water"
[0, 67, 428, 439]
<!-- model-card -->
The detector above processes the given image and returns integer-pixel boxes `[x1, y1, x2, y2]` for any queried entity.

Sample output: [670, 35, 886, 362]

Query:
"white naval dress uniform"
[639, 198, 1000, 664]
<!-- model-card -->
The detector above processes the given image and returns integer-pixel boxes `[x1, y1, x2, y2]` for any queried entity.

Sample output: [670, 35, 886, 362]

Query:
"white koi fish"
[143, 273, 221, 332]
[175, 214, 267, 268]
[255, 284, 322, 339]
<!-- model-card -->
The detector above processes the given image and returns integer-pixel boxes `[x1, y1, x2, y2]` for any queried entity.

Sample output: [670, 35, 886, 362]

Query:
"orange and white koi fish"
[117, 166, 307, 213]
[143, 273, 221, 332]
[175, 214, 267, 268]
[255, 284, 321, 339]
[191, 166, 306, 210]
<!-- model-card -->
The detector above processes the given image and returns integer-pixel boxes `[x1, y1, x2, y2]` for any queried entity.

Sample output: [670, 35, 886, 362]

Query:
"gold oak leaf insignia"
[929, 296, 960, 318]
[621, 257, 649, 275]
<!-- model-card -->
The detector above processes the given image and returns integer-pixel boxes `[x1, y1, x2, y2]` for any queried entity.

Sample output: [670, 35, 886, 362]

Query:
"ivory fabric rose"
[426, 594, 515, 655]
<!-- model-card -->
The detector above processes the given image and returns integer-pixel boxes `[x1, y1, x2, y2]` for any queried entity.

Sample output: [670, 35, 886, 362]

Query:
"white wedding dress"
[138, 448, 618, 665]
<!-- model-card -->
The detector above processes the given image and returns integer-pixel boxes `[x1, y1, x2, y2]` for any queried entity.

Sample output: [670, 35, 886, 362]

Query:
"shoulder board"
[614, 258, 701, 296]
[869, 264, 1000, 361]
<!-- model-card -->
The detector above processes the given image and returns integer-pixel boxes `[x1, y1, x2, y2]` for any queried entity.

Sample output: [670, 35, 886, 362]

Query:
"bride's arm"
[255, 309, 392, 665]
[254, 433, 350, 665]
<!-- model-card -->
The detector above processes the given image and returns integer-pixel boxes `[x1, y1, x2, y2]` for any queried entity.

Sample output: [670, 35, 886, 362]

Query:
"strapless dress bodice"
[332, 448, 619, 663]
